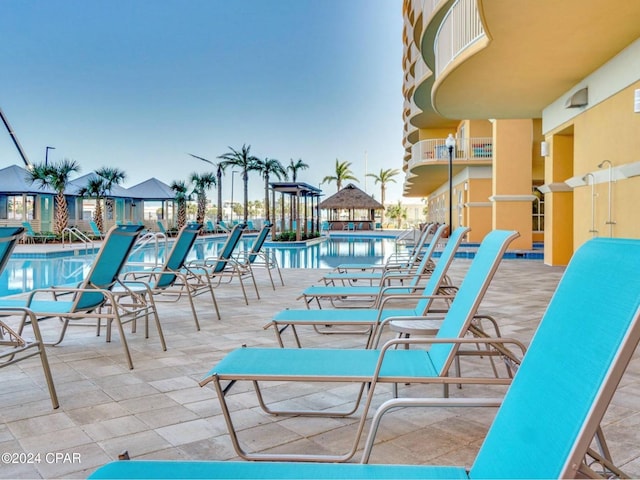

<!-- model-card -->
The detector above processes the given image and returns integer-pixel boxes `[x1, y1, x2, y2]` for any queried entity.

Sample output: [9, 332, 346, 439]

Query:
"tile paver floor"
[1, 258, 639, 478]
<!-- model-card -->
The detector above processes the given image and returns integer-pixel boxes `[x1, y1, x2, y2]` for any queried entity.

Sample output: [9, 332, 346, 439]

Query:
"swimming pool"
[0, 234, 403, 296]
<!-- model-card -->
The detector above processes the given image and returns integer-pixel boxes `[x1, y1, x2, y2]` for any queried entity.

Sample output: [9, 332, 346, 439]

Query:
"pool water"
[0, 236, 402, 296]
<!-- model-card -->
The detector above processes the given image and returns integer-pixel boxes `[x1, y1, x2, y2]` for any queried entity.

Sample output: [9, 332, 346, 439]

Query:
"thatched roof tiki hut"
[319, 183, 384, 230]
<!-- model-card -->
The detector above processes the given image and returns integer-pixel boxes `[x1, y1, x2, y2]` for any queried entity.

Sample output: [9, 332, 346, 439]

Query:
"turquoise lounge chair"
[234, 223, 284, 290]
[335, 223, 434, 273]
[156, 221, 177, 237]
[21, 221, 56, 243]
[196, 230, 521, 461]
[0, 225, 148, 369]
[0, 227, 59, 409]
[321, 224, 447, 287]
[190, 224, 258, 305]
[266, 226, 468, 348]
[298, 225, 447, 308]
[89, 237, 640, 477]
[121, 223, 220, 330]
[205, 220, 216, 234]
[216, 220, 230, 233]
[88, 219, 104, 239]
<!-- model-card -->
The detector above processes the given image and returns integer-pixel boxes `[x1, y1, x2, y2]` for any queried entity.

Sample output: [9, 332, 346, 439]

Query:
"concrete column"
[490, 119, 535, 250]
[541, 134, 574, 265]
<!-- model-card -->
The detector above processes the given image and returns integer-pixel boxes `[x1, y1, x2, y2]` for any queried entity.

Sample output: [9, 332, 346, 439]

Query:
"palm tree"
[217, 144, 259, 224]
[189, 153, 228, 223]
[170, 180, 189, 229]
[366, 168, 399, 225]
[321, 159, 358, 192]
[386, 200, 407, 229]
[77, 167, 127, 232]
[254, 157, 286, 223]
[95, 167, 126, 224]
[27, 159, 80, 234]
[287, 158, 309, 182]
[77, 176, 107, 232]
[190, 172, 216, 224]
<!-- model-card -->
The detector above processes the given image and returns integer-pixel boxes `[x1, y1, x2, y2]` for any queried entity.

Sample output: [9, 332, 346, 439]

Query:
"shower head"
[598, 160, 612, 168]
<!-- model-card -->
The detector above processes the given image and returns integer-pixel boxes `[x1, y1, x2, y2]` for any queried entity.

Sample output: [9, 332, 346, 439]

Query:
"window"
[4, 195, 35, 220]
[532, 188, 544, 232]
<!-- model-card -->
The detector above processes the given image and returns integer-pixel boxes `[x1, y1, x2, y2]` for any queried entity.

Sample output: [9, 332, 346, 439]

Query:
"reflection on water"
[1, 236, 401, 295]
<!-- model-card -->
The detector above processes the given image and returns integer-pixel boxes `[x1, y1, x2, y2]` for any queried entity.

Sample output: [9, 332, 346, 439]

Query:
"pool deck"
[1, 258, 639, 478]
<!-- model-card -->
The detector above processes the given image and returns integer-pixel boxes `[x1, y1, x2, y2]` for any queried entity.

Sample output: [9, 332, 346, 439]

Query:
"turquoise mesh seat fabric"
[207, 224, 244, 273]
[90, 237, 640, 478]
[300, 225, 451, 306]
[0, 227, 24, 272]
[321, 224, 447, 287]
[196, 230, 519, 462]
[0, 226, 59, 409]
[90, 460, 469, 479]
[247, 224, 271, 264]
[470, 237, 640, 478]
[121, 222, 221, 328]
[0, 224, 145, 369]
[268, 227, 469, 347]
[428, 230, 517, 374]
[74, 225, 144, 310]
[336, 223, 434, 271]
[154, 223, 201, 289]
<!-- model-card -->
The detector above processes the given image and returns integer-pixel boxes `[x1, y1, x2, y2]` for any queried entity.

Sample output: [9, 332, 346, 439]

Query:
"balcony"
[409, 137, 493, 170]
[405, 136, 492, 196]
[429, 1, 640, 119]
[434, 0, 484, 77]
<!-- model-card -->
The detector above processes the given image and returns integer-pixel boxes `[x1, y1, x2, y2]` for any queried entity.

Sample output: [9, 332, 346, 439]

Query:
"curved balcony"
[405, 137, 493, 196]
[431, 0, 640, 118]
[410, 137, 493, 168]
[434, 0, 484, 78]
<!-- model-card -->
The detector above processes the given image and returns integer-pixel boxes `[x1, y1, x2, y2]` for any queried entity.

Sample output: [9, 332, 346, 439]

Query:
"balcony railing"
[409, 137, 493, 169]
[434, 0, 484, 77]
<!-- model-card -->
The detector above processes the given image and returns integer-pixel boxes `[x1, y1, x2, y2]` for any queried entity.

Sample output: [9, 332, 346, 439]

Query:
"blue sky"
[1, 0, 405, 203]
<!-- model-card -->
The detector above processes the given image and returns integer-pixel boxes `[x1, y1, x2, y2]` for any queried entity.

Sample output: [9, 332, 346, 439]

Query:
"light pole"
[45, 146, 55, 166]
[445, 133, 456, 232]
[230, 170, 238, 223]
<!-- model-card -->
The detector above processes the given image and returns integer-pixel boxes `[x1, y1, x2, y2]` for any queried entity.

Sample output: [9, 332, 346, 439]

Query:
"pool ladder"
[61, 227, 95, 255]
[128, 231, 168, 267]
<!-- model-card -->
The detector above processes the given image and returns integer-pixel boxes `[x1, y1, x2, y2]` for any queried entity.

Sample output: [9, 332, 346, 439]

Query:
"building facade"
[402, 0, 640, 265]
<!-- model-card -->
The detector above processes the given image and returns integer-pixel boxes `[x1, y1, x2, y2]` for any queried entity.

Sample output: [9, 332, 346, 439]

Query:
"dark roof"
[269, 182, 323, 197]
[319, 183, 384, 210]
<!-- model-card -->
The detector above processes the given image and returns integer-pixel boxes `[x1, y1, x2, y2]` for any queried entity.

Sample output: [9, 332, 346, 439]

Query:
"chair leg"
[248, 270, 260, 299]
[236, 272, 249, 305]
[34, 334, 60, 409]
[111, 312, 134, 370]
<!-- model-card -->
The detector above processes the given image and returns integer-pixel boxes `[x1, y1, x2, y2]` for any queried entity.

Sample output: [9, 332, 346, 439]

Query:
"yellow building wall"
[466, 119, 493, 138]
[532, 118, 545, 182]
[418, 127, 452, 140]
[570, 81, 640, 248]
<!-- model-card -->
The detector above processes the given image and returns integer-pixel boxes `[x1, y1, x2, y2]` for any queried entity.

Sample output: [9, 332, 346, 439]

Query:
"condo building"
[402, 0, 640, 265]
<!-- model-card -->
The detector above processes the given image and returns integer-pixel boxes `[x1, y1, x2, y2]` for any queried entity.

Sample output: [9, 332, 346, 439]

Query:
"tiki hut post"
[280, 191, 285, 234]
